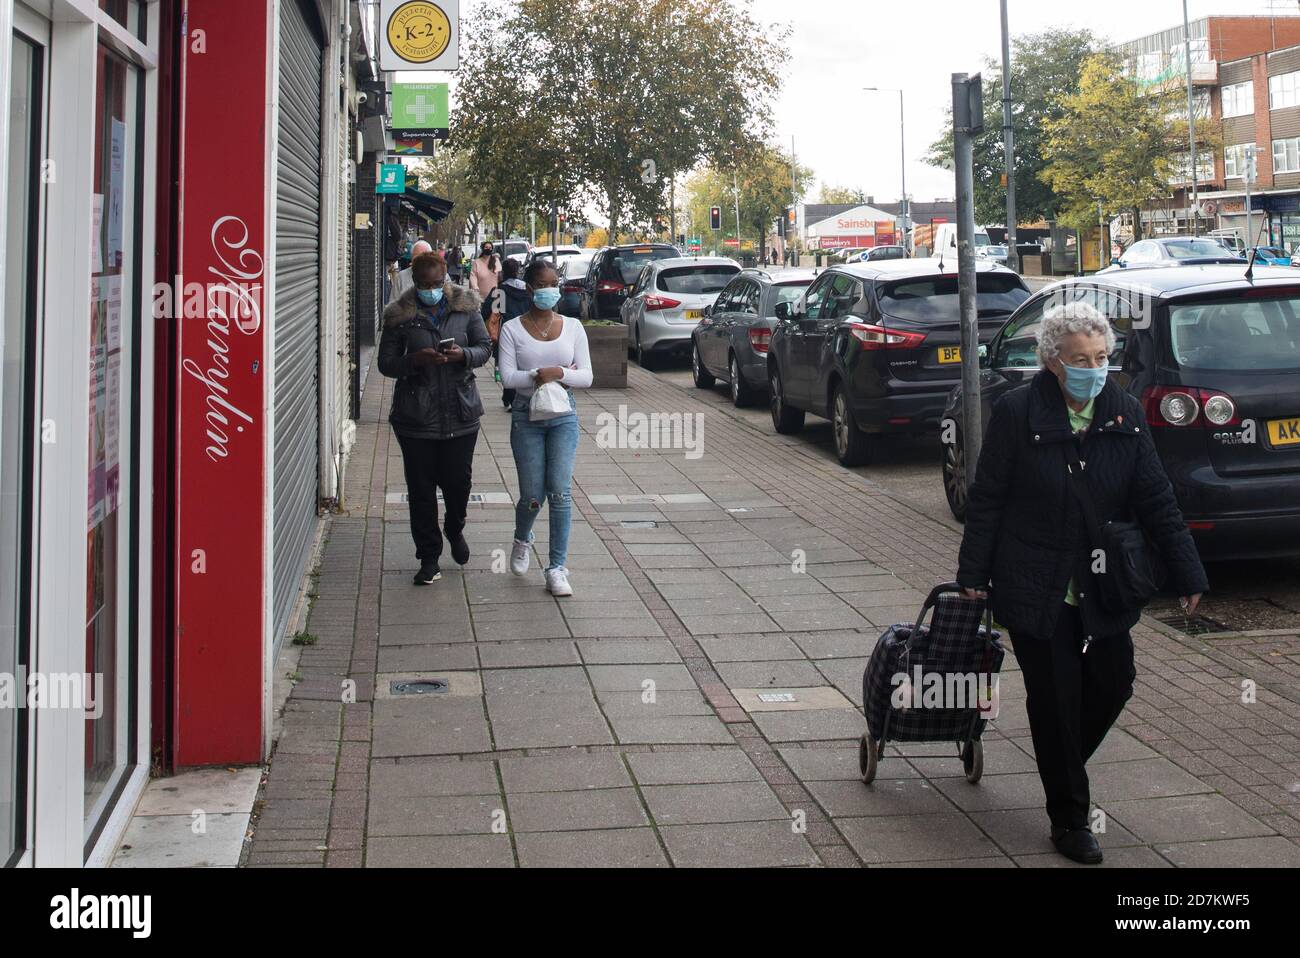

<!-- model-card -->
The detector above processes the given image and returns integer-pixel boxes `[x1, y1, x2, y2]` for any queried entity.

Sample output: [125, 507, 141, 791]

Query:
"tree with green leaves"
[927, 28, 1101, 225]
[817, 184, 867, 205]
[452, 0, 788, 238]
[1040, 54, 1217, 240]
[684, 147, 814, 255]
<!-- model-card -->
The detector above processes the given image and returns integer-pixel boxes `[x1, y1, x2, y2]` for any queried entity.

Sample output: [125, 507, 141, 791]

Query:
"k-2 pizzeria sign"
[380, 0, 459, 71]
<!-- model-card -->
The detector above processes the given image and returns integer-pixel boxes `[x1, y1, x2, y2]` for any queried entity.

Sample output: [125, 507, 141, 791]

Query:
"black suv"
[767, 259, 1029, 466]
[579, 243, 680, 320]
[941, 265, 1300, 560]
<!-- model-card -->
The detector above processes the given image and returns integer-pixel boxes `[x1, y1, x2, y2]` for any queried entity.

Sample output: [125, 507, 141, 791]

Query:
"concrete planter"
[583, 322, 628, 388]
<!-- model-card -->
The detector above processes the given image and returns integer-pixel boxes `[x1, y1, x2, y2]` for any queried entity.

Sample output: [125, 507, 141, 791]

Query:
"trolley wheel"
[962, 739, 983, 784]
[859, 734, 879, 785]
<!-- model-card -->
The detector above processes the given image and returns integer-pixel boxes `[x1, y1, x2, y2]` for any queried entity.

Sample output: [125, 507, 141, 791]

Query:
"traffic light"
[777, 213, 786, 239]
[710, 206, 722, 231]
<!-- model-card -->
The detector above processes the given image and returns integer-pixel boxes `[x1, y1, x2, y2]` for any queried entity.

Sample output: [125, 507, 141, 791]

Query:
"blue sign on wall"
[377, 163, 406, 194]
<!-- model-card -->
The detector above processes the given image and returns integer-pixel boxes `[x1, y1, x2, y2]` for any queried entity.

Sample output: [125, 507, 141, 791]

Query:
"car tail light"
[596, 280, 625, 294]
[1142, 386, 1241, 428]
[748, 328, 771, 354]
[846, 322, 926, 350]
[643, 294, 682, 311]
[561, 281, 583, 293]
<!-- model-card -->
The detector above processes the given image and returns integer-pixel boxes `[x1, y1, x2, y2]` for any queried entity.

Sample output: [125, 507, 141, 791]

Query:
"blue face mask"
[532, 288, 562, 311]
[417, 287, 444, 307]
[1061, 362, 1107, 402]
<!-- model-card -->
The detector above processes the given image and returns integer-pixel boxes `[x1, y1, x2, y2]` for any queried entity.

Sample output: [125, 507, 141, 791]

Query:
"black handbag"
[1064, 445, 1167, 613]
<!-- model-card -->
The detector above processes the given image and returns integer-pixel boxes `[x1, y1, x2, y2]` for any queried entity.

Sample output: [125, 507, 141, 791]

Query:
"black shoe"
[413, 562, 442, 585]
[1051, 826, 1103, 864]
[448, 531, 470, 566]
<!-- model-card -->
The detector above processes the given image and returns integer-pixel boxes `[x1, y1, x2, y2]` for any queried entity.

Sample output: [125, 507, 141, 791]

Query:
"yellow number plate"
[685, 309, 703, 320]
[1266, 417, 1300, 447]
[937, 346, 962, 364]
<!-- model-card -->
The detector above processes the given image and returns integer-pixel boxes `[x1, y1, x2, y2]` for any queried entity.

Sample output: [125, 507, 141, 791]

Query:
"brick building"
[1118, 14, 1300, 248]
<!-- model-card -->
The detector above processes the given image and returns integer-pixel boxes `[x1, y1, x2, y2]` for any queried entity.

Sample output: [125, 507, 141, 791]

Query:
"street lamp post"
[865, 87, 907, 243]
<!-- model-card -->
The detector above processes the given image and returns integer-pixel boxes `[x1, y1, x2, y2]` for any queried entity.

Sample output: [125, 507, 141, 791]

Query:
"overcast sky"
[753, 0, 1297, 204]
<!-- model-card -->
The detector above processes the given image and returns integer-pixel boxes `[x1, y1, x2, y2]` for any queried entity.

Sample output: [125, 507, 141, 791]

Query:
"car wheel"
[691, 340, 715, 388]
[942, 428, 968, 522]
[636, 327, 656, 370]
[729, 353, 758, 407]
[769, 366, 805, 434]
[832, 383, 872, 467]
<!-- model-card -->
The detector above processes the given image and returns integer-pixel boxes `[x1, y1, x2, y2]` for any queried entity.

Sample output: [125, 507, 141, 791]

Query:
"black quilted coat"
[378, 283, 492, 440]
[957, 370, 1208, 642]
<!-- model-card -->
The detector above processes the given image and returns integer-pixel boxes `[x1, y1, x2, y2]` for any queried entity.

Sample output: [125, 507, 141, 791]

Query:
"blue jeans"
[510, 392, 579, 570]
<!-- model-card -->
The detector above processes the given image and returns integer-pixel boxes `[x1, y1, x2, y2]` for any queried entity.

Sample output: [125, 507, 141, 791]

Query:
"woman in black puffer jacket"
[957, 300, 1207, 865]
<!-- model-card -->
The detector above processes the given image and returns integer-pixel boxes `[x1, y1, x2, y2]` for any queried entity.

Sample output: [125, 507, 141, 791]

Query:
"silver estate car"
[621, 256, 741, 369]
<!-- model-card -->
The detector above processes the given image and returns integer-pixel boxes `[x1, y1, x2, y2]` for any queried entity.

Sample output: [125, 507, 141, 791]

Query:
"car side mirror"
[775, 302, 790, 320]
[978, 344, 989, 368]
[703, 304, 713, 318]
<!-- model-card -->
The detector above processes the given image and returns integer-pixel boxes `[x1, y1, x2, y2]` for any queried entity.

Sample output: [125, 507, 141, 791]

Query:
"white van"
[932, 222, 992, 255]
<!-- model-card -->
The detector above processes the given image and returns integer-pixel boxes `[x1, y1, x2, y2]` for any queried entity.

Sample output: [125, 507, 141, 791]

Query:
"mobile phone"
[438, 338, 456, 350]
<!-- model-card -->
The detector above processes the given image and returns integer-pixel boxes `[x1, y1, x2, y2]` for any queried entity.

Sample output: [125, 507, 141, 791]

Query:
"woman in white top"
[497, 259, 594, 596]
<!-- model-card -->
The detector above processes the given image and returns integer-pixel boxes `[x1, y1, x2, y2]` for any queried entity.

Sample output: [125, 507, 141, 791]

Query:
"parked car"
[767, 259, 1030, 466]
[692, 268, 817, 406]
[977, 244, 1009, 266]
[852, 245, 909, 263]
[578, 243, 681, 321]
[556, 250, 597, 318]
[501, 240, 533, 263]
[833, 247, 868, 263]
[620, 256, 740, 368]
[1247, 246, 1291, 267]
[1105, 236, 1245, 271]
[939, 265, 1300, 560]
[527, 244, 585, 267]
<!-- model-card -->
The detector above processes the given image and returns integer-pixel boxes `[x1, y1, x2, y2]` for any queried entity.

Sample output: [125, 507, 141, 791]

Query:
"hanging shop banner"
[377, 162, 406, 194]
[173, 0, 270, 765]
[391, 126, 449, 141]
[393, 136, 437, 156]
[380, 0, 459, 72]
[391, 81, 449, 132]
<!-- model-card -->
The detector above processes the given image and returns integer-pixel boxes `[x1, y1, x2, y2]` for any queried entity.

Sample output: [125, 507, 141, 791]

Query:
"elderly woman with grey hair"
[957, 299, 1207, 864]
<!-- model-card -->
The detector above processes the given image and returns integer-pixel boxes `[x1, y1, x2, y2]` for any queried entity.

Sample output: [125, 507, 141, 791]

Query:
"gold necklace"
[528, 311, 556, 340]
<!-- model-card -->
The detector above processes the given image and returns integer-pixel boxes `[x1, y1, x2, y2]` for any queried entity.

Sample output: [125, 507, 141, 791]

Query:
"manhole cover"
[390, 679, 449, 695]
[619, 520, 658, 529]
[1151, 610, 1231, 636]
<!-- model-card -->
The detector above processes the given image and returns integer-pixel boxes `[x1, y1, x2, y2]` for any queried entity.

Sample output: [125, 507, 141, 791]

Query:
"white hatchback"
[621, 256, 741, 369]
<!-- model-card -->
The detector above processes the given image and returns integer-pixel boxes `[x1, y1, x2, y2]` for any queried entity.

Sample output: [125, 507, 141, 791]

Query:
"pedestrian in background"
[957, 301, 1207, 865]
[378, 252, 493, 585]
[490, 257, 531, 409]
[469, 241, 502, 303]
[496, 259, 593, 597]
[389, 239, 432, 304]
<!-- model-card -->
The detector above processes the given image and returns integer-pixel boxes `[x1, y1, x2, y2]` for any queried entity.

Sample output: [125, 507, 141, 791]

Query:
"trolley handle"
[907, 581, 994, 649]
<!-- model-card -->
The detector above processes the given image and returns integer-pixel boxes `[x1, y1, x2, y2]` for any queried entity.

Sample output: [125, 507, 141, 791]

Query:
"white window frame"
[1269, 70, 1300, 110]
[1225, 143, 1259, 179]
[8, 0, 160, 869]
[1274, 137, 1300, 174]
[1222, 81, 1254, 118]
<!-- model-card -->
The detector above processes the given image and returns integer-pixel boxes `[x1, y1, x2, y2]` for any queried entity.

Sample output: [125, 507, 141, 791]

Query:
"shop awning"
[403, 187, 454, 222]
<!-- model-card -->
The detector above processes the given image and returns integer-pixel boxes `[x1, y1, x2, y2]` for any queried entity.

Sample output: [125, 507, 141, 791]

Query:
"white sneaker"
[510, 539, 531, 576]
[545, 567, 573, 597]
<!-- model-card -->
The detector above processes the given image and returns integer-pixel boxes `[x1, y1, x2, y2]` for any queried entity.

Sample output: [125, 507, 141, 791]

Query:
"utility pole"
[669, 171, 676, 247]
[791, 135, 798, 264]
[1000, 0, 1018, 272]
[1183, 0, 1199, 236]
[953, 72, 985, 477]
[1098, 201, 1106, 274]
[864, 87, 907, 246]
[1245, 145, 1257, 249]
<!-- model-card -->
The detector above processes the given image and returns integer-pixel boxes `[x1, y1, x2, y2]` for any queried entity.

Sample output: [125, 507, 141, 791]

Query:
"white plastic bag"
[529, 381, 571, 421]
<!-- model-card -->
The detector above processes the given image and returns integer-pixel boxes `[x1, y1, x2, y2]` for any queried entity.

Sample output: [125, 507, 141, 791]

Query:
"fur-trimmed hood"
[383, 282, 482, 327]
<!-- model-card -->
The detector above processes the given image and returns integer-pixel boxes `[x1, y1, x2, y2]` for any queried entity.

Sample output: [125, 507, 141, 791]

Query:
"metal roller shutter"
[272, 0, 324, 645]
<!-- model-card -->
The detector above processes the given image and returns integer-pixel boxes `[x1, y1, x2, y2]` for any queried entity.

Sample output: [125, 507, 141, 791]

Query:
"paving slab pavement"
[243, 358, 1300, 868]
